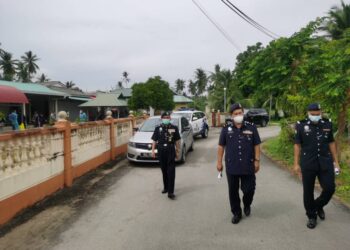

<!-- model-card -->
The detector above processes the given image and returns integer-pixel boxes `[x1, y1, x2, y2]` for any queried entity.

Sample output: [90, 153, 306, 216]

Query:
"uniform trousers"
[226, 173, 256, 215]
[158, 146, 176, 194]
[302, 165, 335, 219]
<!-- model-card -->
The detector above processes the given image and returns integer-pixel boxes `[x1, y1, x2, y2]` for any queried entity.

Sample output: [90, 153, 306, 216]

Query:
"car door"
[192, 112, 200, 134]
[181, 117, 189, 148]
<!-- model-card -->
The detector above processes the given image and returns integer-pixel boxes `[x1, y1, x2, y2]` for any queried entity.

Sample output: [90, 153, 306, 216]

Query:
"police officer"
[294, 103, 340, 229]
[217, 103, 261, 224]
[151, 112, 181, 200]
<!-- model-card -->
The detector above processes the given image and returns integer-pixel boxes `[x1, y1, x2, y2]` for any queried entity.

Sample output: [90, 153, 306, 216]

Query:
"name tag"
[243, 130, 253, 135]
[323, 129, 331, 131]
[168, 129, 175, 133]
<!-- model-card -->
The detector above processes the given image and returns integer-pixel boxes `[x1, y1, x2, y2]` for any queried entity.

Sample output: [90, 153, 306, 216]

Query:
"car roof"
[173, 110, 202, 113]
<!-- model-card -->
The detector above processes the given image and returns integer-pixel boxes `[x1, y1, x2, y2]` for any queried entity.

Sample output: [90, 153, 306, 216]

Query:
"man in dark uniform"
[151, 112, 181, 200]
[294, 103, 340, 229]
[217, 103, 261, 224]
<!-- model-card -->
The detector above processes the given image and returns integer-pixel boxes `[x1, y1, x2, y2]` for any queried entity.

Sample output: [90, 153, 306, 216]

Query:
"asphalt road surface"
[1, 126, 350, 250]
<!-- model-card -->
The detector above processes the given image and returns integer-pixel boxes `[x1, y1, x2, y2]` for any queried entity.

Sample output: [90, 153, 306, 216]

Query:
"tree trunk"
[335, 89, 350, 161]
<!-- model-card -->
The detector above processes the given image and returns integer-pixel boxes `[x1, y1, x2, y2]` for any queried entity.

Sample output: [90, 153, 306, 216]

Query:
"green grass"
[263, 136, 350, 205]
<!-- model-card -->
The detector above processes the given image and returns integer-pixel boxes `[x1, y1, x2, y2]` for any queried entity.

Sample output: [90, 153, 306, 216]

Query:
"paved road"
[1, 126, 350, 250]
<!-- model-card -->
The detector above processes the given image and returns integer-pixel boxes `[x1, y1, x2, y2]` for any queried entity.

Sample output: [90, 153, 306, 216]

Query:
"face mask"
[162, 119, 170, 125]
[308, 114, 321, 123]
[233, 115, 244, 124]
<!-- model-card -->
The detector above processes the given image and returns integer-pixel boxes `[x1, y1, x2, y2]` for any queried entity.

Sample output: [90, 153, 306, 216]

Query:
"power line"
[192, 0, 241, 52]
[221, 0, 280, 39]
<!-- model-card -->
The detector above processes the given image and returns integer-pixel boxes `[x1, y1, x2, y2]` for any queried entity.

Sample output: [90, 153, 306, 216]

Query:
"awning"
[0, 85, 29, 104]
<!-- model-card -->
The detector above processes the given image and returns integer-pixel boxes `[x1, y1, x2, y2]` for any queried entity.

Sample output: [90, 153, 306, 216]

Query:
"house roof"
[110, 88, 132, 98]
[79, 93, 128, 107]
[173, 95, 193, 103]
[0, 80, 66, 97]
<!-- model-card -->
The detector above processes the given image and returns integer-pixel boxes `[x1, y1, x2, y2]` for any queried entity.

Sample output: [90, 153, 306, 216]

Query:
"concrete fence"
[0, 113, 146, 225]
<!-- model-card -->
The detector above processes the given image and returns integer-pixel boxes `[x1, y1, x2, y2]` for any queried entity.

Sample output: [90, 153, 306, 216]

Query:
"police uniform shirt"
[219, 121, 261, 175]
[152, 124, 181, 147]
[294, 118, 334, 170]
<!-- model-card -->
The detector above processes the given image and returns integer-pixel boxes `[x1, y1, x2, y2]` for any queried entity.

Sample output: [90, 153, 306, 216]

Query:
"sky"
[0, 0, 346, 91]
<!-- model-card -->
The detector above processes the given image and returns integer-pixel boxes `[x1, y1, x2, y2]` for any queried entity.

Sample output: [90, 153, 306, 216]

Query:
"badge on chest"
[304, 125, 311, 133]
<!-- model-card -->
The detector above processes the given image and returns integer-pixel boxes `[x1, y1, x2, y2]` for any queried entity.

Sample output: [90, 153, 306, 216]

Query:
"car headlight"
[128, 141, 136, 147]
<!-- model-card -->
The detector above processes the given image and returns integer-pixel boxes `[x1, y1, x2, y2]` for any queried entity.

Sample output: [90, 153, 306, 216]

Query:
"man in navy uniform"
[217, 103, 261, 224]
[151, 112, 181, 200]
[294, 103, 340, 229]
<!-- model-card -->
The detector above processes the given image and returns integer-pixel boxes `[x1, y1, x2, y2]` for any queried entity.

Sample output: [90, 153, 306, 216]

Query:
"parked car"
[127, 115, 194, 163]
[172, 110, 209, 138]
[244, 108, 269, 127]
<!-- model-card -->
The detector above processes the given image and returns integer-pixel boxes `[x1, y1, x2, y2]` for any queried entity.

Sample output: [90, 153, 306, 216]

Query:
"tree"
[37, 73, 50, 83]
[117, 81, 123, 89]
[175, 79, 186, 94]
[128, 76, 174, 111]
[65, 81, 75, 88]
[194, 68, 208, 96]
[188, 80, 197, 96]
[16, 62, 30, 82]
[122, 71, 130, 87]
[0, 51, 17, 81]
[21, 51, 39, 79]
[321, 1, 350, 39]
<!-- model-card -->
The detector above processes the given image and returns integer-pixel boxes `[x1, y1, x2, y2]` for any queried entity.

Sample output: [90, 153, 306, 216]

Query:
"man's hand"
[175, 150, 180, 160]
[254, 160, 260, 173]
[217, 162, 223, 172]
[152, 151, 156, 159]
[334, 162, 341, 173]
[293, 164, 301, 178]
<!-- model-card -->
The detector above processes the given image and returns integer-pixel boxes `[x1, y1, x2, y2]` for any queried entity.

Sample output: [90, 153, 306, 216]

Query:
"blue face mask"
[162, 119, 170, 125]
[308, 114, 321, 123]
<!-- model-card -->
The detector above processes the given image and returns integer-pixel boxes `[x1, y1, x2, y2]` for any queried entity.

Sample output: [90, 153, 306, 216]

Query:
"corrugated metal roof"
[0, 80, 66, 97]
[173, 95, 193, 103]
[79, 93, 128, 107]
[68, 96, 92, 102]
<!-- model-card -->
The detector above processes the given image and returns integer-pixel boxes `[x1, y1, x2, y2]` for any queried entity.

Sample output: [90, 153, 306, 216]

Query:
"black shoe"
[244, 207, 251, 217]
[231, 214, 242, 224]
[317, 208, 325, 220]
[307, 218, 317, 229]
[161, 189, 168, 194]
[168, 194, 176, 200]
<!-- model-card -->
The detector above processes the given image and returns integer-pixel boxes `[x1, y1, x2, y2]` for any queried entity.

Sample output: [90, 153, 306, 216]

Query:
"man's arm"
[151, 141, 157, 158]
[293, 144, 301, 176]
[329, 142, 340, 170]
[217, 145, 224, 172]
[175, 140, 180, 160]
[254, 144, 260, 173]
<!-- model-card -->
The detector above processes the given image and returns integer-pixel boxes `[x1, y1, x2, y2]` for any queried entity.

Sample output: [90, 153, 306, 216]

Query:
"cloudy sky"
[0, 0, 344, 91]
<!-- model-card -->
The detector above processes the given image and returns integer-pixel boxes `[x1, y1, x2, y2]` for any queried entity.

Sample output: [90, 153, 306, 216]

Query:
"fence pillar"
[211, 111, 216, 127]
[55, 111, 73, 187]
[109, 118, 116, 160]
[217, 111, 221, 127]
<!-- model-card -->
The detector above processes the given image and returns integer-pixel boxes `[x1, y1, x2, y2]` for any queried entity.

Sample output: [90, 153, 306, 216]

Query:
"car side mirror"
[192, 117, 198, 121]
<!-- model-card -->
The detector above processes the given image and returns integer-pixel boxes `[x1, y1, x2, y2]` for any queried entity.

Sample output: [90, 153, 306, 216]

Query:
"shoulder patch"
[297, 121, 300, 124]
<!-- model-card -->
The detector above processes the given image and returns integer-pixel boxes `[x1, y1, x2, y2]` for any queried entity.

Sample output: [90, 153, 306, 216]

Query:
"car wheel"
[202, 128, 208, 138]
[180, 146, 186, 163]
[261, 119, 267, 127]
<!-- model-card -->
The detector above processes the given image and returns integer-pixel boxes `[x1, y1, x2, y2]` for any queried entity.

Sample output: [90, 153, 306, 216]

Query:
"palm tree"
[175, 79, 186, 94]
[65, 81, 75, 88]
[188, 80, 197, 96]
[16, 62, 30, 82]
[117, 80, 123, 89]
[321, 1, 350, 39]
[37, 73, 50, 83]
[21, 51, 39, 79]
[194, 68, 208, 96]
[122, 71, 130, 87]
[0, 51, 17, 81]
[0, 43, 4, 56]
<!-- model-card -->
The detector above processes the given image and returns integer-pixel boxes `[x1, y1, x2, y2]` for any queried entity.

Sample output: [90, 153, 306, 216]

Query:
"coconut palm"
[321, 1, 350, 39]
[122, 71, 130, 87]
[16, 62, 30, 82]
[188, 80, 197, 96]
[65, 81, 75, 88]
[175, 79, 186, 94]
[37, 73, 50, 83]
[0, 51, 17, 81]
[194, 68, 208, 96]
[21, 51, 39, 79]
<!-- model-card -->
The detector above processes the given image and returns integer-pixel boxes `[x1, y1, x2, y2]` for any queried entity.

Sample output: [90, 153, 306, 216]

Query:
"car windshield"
[139, 118, 179, 132]
[174, 113, 192, 121]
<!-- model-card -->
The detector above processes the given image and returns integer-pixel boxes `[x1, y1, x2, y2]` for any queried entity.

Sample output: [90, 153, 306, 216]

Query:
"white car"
[172, 110, 209, 138]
